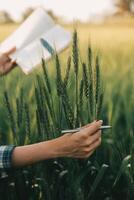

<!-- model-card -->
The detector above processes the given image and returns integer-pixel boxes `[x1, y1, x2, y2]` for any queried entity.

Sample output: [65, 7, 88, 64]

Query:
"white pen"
[61, 126, 112, 134]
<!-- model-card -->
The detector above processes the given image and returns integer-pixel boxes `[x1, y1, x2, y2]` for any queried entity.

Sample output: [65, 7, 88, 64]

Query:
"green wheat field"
[0, 20, 134, 199]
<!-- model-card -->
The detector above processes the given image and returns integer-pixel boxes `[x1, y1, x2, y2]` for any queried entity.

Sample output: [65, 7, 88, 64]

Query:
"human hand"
[0, 47, 16, 76]
[55, 120, 103, 159]
[11, 121, 102, 168]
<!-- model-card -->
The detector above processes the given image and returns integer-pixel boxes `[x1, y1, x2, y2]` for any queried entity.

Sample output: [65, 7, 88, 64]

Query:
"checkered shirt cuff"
[0, 145, 16, 169]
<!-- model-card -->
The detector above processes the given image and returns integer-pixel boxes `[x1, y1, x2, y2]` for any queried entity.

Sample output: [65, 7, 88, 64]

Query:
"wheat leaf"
[88, 164, 109, 198]
[113, 155, 131, 188]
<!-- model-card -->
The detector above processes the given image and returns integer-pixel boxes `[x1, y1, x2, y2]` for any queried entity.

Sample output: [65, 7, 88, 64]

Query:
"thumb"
[81, 121, 97, 129]
[5, 47, 16, 56]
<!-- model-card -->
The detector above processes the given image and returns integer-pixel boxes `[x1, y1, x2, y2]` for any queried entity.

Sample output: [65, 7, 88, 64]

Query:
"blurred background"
[0, 0, 134, 56]
[0, 0, 133, 22]
[0, 0, 134, 62]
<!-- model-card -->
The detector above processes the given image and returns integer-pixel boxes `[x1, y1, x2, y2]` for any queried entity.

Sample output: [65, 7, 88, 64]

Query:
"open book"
[0, 8, 71, 74]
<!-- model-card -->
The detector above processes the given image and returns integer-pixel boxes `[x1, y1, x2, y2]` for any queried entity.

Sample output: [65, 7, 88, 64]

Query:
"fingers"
[0, 61, 16, 76]
[0, 47, 17, 76]
[81, 138, 101, 159]
[3, 62, 14, 74]
[86, 130, 101, 147]
[86, 150, 95, 158]
[81, 120, 103, 137]
[4, 47, 16, 56]
[88, 120, 103, 135]
[87, 137, 101, 153]
[75, 149, 95, 159]
[61, 120, 102, 159]
[81, 121, 96, 129]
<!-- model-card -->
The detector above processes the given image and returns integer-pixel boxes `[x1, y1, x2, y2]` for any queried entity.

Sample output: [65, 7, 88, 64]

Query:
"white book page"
[11, 25, 71, 74]
[0, 8, 55, 52]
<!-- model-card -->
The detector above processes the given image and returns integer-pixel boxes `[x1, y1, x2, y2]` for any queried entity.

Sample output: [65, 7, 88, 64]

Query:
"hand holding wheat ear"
[0, 47, 16, 76]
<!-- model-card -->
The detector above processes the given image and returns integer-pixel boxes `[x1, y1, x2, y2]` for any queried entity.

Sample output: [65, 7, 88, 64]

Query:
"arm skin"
[12, 120, 103, 168]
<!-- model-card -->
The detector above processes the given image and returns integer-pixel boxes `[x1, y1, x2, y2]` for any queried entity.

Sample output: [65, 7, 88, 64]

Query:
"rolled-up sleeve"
[0, 145, 16, 169]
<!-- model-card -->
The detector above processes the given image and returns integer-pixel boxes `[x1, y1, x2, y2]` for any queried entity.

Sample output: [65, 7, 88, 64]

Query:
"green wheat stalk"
[96, 92, 104, 119]
[87, 46, 95, 120]
[72, 30, 79, 127]
[64, 56, 71, 88]
[36, 76, 50, 139]
[79, 79, 84, 124]
[82, 63, 89, 98]
[19, 88, 24, 125]
[55, 54, 63, 97]
[73, 30, 79, 76]
[130, 143, 134, 177]
[55, 54, 64, 132]
[24, 103, 31, 143]
[88, 82, 94, 120]
[95, 55, 101, 105]
[4, 91, 17, 144]
[16, 97, 20, 128]
[42, 59, 57, 134]
[42, 84, 56, 138]
[61, 85, 74, 128]
[88, 45, 92, 74]
[82, 62, 91, 121]
[42, 59, 52, 94]
[36, 109, 42, 141]
[35, 87, 46, 140]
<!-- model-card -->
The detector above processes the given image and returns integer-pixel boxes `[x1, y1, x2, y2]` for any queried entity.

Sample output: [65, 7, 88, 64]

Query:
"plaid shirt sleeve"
[0, 145, 16, 169]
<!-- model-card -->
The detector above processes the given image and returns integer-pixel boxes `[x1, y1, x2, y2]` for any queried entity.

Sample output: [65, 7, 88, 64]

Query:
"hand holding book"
[0, 8, 71, 74]
[0, 47, 16, 76]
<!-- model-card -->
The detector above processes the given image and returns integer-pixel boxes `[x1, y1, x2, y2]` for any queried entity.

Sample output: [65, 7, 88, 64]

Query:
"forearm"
[11, 120, 102, 168]
[12, 138, 63, 168]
